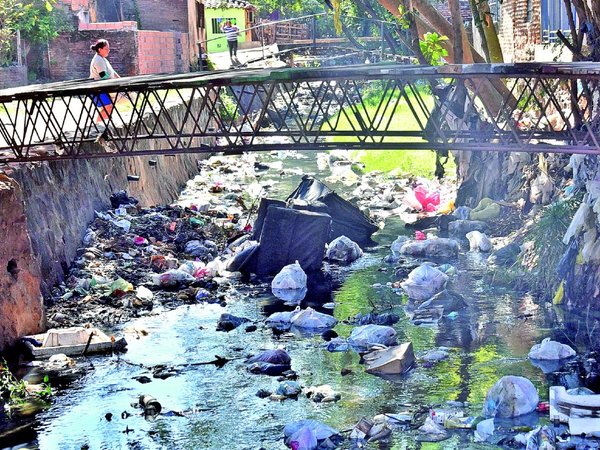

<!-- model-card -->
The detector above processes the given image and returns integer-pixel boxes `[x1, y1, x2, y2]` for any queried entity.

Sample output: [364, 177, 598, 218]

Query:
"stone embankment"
[0, 100, 210, 350]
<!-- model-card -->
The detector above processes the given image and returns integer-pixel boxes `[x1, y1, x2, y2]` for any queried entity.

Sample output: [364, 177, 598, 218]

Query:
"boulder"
[488, 243, 521, 266]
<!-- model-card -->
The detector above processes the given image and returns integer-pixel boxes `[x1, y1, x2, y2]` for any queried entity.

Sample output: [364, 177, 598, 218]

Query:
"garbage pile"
[46, 181, 249, 329]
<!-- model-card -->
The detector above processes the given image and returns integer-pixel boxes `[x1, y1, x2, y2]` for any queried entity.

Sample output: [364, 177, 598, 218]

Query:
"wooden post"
[380, 21, 385, 60]
[16, 30, 22, 66]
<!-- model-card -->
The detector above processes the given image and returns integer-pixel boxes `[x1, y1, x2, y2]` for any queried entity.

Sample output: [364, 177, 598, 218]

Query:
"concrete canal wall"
[0, 101, 211, 350]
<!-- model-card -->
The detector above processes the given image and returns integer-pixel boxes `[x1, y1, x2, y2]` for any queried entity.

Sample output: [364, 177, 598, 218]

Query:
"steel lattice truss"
[1, 62, 600, 163]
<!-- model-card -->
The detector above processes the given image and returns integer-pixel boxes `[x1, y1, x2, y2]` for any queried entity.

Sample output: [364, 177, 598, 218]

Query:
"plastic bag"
[284, 420, 339, 447]
[291, 307, 337, 329]
[400, 264, 448, 301]
[466, 231, 492, 252]
[272, 261, 307, 290]
[528, 338, 576, 360]
[109, 278, 133, 296]
[267, 309, 296, 325]
[151, 269, 196, 287]
[390, 236, 410, 256]
[348, 325, 398, 351]
[414, 185, 440, 211]
[399, 238, 459, 258]
[415, 231, 426, 240]
[326, 235, 363, 263]
[482, 376, 539, 418]
[474, 418, 494, 442]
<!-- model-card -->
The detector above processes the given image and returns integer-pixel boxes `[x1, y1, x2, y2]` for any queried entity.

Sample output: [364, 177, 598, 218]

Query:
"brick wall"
[49, 29, 190, 80]
[122, 0, 188, 33]
[49, 30, 138, 80]
[137, 31, 190, 74]
[0, 65, 27, 89]
[498, 0, 541, 62]
[79, 21, 138, 31]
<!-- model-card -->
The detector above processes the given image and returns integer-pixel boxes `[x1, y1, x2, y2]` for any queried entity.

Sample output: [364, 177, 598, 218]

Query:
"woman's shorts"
[92, 93, 112, 107]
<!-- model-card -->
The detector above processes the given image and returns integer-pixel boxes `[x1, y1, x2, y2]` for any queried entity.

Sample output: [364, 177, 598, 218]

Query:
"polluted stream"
[23, 150, 571, 449]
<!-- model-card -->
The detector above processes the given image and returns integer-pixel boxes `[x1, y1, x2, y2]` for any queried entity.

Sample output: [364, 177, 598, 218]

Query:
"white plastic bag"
[466, 230, 492, 252]
[348, 325, 397, 351]
[272, 261, 307, 290]
[528, 338, 576, 360]
[400, 264, 448, 301]
[291, 307, 337, 329]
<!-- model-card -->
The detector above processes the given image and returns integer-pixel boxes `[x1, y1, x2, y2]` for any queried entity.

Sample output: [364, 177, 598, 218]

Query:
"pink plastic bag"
[414, 185, 440, 211]
[415, 231, 426, 240]
[133, 236, 148, 246]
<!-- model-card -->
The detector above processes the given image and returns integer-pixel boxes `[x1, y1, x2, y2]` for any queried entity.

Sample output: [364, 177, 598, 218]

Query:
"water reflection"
[27, 152, 563, 449]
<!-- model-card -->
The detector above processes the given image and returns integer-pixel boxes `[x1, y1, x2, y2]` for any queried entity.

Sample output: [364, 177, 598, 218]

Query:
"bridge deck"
[1, 62, 600, 163]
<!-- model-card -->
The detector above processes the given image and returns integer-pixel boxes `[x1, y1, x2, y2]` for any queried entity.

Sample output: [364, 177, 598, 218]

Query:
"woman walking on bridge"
[89, 39, 120, 123]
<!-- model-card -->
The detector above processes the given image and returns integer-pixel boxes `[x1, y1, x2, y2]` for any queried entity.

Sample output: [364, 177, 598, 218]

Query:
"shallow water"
[20, 152, 563, 449]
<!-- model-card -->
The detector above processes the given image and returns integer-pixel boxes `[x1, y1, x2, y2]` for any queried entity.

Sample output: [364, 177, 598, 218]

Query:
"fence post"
[261, 25, 265, 61]
[380, 21, 385, 60]
[312, 15, 316, 46]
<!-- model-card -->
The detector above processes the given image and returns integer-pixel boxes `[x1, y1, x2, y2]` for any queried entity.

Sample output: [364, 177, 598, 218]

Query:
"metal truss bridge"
[1, 62, 600, 164]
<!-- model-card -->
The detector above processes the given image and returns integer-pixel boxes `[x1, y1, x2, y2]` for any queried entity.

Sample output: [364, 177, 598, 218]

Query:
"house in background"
[203, 0, 257, 54]
[495, 0, 573, 62]
[46, 0, 205, 81]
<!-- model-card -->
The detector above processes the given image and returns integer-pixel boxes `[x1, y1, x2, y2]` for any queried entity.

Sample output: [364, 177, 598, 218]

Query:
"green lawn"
[323, 89, 455, 178]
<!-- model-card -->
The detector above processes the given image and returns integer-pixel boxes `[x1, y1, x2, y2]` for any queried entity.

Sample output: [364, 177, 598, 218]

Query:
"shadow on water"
[13, 151, 583, 449]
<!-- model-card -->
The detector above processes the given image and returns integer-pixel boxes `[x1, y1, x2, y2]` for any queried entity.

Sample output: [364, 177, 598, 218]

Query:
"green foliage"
[0, 0, 73, 67]
[396, 5, 411, 30]
[219, 90, 239, 122]
[251, 0, 325, 18]
[521, 195, 582, 298]
[0, 360, 30, 406]
[419, 32, 449, 65]
[0, 359, 52, 409]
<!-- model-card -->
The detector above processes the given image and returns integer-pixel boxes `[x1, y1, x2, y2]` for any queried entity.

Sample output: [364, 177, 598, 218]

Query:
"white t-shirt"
[90, 54, 116, 80]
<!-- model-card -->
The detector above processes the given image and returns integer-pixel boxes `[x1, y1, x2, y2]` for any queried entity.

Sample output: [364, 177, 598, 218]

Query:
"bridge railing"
[200, 12, 412, 63]
[1, 62, 600, 163]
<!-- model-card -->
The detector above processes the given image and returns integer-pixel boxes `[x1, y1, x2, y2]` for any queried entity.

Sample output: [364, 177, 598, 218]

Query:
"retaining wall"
[0, 99, 211, 350]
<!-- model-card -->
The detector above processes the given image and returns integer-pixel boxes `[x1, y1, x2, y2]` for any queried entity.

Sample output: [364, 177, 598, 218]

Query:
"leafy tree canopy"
[251, 0, 327, 18]
[0, 0, 72, 66]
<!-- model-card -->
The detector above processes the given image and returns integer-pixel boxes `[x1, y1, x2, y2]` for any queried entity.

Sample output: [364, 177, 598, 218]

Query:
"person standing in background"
[220, 19, 240, 63]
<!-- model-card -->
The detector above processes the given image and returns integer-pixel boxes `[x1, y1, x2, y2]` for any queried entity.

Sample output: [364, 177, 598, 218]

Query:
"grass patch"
[322, 85, 455, 178]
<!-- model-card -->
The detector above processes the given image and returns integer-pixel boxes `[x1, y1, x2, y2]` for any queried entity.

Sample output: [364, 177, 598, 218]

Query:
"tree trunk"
[449, 0, 464, 63]
[476, 0, 504, 62]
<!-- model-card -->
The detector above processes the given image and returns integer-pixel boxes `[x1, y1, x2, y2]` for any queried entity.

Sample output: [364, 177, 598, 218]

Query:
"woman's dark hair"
[90, 39, 109, 52]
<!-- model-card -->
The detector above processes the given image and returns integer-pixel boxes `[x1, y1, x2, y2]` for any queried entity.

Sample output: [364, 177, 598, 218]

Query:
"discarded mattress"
[287, 175, 378, 247]
[243, 206, 332, 277]
[22, 327, 127, 358]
